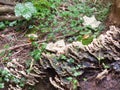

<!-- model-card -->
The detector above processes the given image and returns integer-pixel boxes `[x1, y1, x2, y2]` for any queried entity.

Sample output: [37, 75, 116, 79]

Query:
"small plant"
[31, 42, 46, 61]
[31, 0, 51, 18]
[57, 55, 67, 61]
[0, 69, 26, 88]
[15, 2, 37, 20]
[66, 77, 78, 90]
[83, 78, 87, 81]
[102, 63, 110, 69]
[0, 22, 5, 30]
[0, 83, 4, 89]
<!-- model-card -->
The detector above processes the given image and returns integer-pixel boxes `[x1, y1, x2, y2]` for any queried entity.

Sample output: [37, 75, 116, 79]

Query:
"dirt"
[33, 71, 120, 90]
[109, 0, 120, 26]
[79, 73, 120, 90]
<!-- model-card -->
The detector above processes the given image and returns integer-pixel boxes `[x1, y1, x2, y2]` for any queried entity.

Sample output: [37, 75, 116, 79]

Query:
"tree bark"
[109, 0, 120, 26]
[0, 5, 14, 13]
[0, 16, 21, 21]
[0, 0, 16, 6]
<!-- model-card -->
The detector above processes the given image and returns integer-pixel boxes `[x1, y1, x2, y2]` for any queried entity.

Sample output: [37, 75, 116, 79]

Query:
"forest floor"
[0, 0, 120, 90]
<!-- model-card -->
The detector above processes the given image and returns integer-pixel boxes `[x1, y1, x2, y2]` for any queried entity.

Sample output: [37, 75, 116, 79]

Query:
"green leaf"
[67, 58, 74, 64]
[31, 49, 41, 61]
[15, 3, 23, 16]
[9, 21, 17, 27]
[73, 71, 82, 77]
[0, 78, 3, 82]
[82, 37, 93, 45]
[15, 2, 37, 20]
[77, 35, 82, 41]
[0, 83, 4, 88]
[2, 70, 9, 76]
[0, 22, 5, 29]
[66, 77, 73, 81]
[59, 55, 67, 61]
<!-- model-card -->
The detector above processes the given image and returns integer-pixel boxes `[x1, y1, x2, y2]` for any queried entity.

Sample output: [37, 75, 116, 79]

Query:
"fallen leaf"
[83, 15, 101, 28]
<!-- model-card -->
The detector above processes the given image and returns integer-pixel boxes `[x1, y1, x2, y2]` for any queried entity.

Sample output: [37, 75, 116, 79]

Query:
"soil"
[79, 73, 120, 90]
[34, 73, 120, 90]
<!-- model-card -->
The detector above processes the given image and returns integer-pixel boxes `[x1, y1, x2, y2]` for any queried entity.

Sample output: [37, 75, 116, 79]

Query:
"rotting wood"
[0, 0, 18, 21]
[0, 15, 21, 21]
[3, 26, 120, 90]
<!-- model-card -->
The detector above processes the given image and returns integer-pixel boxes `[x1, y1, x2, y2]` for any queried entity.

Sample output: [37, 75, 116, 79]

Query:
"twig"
[0, 15, 21, 21]
[0, 5, 14, 13]
[12, 48, 23, 56]
[29, 58, 34, 71]
[0, 31, 79, 54]
[0, 39, 46, 53]
[0, 0, 16, 6]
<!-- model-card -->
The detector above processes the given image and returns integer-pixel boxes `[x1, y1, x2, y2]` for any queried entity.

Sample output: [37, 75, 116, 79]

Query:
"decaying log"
[45, 26, 120, 61]
[84, 26, 120, 60]
[0, 0, 16, 6]
[0, 5, 14, 13]
[2, 26, 119, 89]
[0, 15, 21, 21]
[0, 0, 20, 21]
[41, 26, 120, 89]
[0, 5, 16, 21]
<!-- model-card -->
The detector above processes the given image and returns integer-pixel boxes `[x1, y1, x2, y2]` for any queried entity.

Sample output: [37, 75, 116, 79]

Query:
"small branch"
[0, 32, 80, 54]
[0, 39, 46, 53]
[0, 5, 14, 13]
[0, 1, 16, 6]
[0, 15, 21, 21]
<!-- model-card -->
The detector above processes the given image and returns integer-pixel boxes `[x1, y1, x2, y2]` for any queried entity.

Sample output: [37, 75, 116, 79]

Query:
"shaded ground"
[79, 73, 120, 90]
